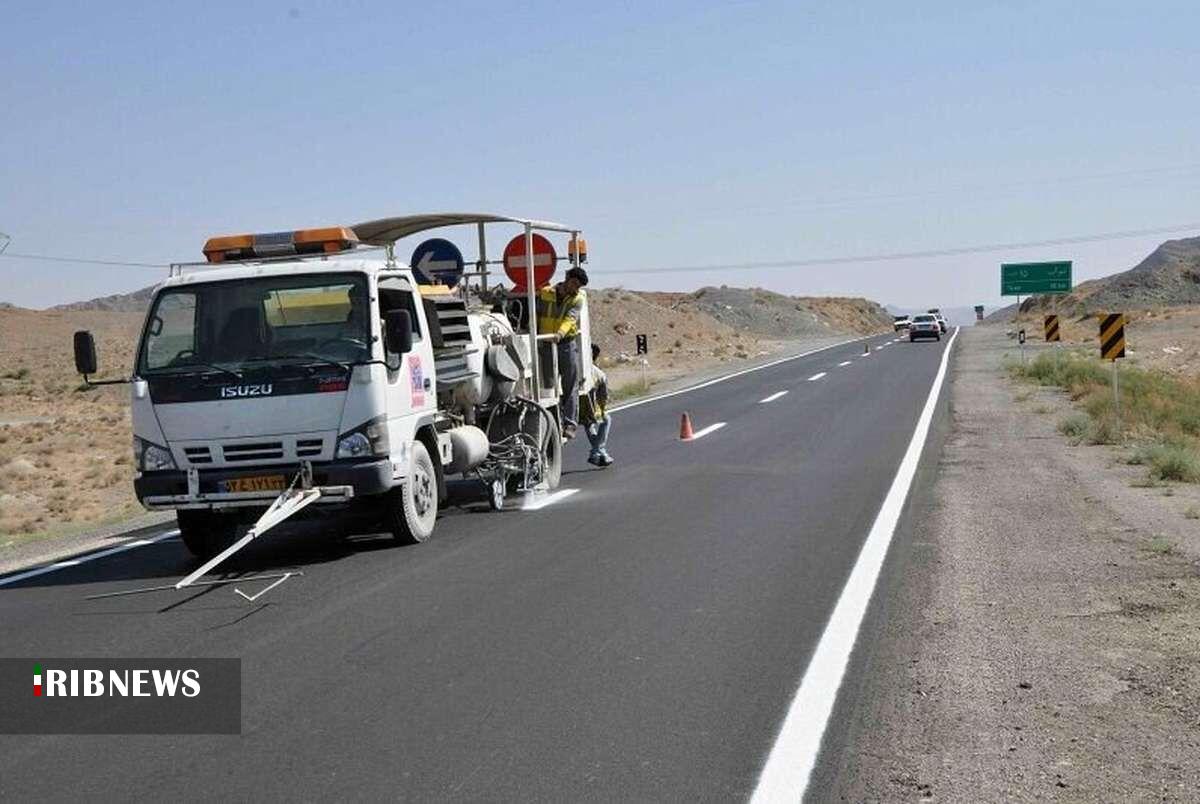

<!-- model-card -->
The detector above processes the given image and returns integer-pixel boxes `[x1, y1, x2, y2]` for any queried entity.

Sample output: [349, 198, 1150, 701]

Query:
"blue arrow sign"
[410, 238, 465, 286]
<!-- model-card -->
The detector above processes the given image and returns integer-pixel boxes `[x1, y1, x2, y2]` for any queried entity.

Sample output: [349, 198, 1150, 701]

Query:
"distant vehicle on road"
[932, 313, 947, 333]
[909, 314, 941, 341]
[892, 315, 911, 332]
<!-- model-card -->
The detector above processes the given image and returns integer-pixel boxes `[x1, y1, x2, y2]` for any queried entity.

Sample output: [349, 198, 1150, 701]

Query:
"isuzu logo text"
[220, 383, 273, 398]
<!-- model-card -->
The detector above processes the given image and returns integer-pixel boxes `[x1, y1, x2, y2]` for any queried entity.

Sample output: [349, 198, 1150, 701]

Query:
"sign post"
[1100, 313, 1126, 427]
[1001, 261, 1072, 353]
[635, 334, 649, 388]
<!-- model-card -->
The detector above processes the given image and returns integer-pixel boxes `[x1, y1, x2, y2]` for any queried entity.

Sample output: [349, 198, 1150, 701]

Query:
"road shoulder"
[834, 327, 1200, 801]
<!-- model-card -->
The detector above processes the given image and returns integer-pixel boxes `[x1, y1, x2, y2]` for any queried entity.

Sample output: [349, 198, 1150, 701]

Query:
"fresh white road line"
[751, 327, 960, 802]
[609, 336, 868, 414]
[0, 530, 180, 588]
[521, 488, 579, 511]
[837, 361, 853, 367]
[686, 422, 726, 440]
[759, 391, 789, 404]
[807, 372, 827, 382]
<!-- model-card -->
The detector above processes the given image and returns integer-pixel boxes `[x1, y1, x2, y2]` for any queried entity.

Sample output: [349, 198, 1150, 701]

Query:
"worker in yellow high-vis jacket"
[536, 266, 588, 440]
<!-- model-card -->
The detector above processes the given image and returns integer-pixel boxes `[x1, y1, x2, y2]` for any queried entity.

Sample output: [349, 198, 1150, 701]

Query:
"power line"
[597, 222, 1200, 275]
[1, 220, 1198, 277]
[0, 251, 167, 269]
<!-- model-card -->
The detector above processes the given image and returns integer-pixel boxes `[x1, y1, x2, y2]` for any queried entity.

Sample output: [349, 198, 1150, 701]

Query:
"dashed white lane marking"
[807, 372, 827, 381]
[0, 531, 180, 588]
[837, 361, 853, 367]
[609, 337, 868, 414]
[759, 391, 789, 404]
[750, 328, 960, 801]
[522, 488, 579, 511]
[686, 423, 726, 440]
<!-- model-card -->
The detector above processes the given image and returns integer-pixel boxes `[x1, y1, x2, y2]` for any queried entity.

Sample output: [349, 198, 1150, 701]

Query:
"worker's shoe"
[588, 451, 613, 468]
[563, 422, 578, 441]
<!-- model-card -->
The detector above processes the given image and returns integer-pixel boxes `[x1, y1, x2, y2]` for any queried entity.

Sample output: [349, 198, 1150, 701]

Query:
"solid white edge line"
[608, 336, 870, 414]
[759, 391, 789, 404]
[0, 529, 181, 588]
[521, 488, 579, 511]
[686, 422, 726, 440]
[806, 372, 826, 382]
[750, 327, 960, 802]
[837, 361, 853, 367]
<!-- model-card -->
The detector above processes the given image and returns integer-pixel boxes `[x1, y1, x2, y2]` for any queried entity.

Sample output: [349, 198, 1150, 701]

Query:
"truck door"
[378, 275, 436, 451]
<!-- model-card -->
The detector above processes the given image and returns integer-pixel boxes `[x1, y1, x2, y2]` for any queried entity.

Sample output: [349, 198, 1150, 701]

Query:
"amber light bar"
[203, 226, 359, 263]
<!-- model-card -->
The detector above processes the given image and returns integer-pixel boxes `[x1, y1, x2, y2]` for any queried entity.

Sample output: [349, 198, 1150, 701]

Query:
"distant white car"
[909, 314, 941, 341]
[893, 315, 911, 332]
[932, 314, 947, 333]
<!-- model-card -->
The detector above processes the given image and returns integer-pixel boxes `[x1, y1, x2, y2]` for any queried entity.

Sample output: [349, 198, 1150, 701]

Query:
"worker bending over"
[536, 266, 588, 440]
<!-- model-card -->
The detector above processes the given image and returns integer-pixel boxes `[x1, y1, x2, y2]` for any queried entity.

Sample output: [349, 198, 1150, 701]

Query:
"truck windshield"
[138, 273, 370, 375]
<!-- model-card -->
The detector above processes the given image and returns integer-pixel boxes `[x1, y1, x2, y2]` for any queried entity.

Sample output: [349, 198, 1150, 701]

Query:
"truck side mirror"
[384, 310, 413, 355]
[73, 330, 98, 376]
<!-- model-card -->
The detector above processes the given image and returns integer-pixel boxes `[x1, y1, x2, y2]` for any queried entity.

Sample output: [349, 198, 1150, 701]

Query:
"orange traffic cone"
[679, 412, 695, 440]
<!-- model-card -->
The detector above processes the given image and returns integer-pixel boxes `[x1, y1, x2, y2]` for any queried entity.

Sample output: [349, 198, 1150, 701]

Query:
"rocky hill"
[1018, 236, 1200, 316]
[641, 286, 890, 337]
[50, 284, 157, 313]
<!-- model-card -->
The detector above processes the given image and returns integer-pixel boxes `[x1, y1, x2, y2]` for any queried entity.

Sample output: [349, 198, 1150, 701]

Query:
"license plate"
[220, 475, 286, 493]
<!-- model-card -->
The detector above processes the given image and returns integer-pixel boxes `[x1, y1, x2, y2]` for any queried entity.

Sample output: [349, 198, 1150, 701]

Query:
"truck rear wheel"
[540, 413, 562, 491]
[387, 440, 438, 544]
[177, 510, 239, 559]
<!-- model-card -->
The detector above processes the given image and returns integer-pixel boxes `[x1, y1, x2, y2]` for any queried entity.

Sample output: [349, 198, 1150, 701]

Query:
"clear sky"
[3, 1, 1199, 310]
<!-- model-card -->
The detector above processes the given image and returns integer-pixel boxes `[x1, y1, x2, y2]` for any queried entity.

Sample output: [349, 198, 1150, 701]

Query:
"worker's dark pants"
[558, 339, 579, 428]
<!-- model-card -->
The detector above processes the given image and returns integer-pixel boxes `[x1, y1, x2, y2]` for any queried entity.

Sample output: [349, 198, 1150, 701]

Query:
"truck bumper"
[136, 458, 394, 510]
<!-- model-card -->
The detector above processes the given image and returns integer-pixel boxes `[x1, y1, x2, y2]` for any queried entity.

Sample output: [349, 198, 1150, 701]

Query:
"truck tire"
[387, 440, 438, 544]
[540, 412, 562, 491]
[177, 510, 239, 559]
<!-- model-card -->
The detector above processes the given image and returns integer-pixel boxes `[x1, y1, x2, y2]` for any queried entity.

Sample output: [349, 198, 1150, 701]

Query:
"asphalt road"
[0, 331, 956, 801]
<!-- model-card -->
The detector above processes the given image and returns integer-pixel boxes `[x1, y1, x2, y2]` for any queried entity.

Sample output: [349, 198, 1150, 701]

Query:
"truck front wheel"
[177, 509, 239, 559]
[387, 440, 438, 544]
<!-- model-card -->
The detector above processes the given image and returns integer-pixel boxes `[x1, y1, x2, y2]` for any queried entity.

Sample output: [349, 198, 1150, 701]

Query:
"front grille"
[222, 441, 284, 462]
[184, 446, 213, 465]
[296, 438, 323, 458]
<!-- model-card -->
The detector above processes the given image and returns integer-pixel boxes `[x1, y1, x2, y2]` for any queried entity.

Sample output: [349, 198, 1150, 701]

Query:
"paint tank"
[445, 425, 490, 473]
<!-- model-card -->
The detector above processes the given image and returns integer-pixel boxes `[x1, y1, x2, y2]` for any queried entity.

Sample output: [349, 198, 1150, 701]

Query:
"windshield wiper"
[148, 362, 242, 381]
[244, 353, 352, 372]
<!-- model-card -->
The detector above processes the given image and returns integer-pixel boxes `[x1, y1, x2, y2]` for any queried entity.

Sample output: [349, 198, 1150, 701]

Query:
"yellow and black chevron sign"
[1044, 315, 1060, 342]
[1099, 313, 1125, 360]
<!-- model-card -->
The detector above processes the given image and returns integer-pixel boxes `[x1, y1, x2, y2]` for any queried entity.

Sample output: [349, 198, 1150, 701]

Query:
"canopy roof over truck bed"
[352, 213, 576, 245]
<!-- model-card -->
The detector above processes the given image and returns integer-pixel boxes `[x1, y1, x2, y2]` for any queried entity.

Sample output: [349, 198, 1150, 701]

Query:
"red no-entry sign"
[503, 234, 557, 289]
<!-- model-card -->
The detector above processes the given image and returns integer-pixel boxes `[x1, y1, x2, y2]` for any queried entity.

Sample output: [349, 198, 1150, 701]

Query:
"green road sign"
[1001, 261, 1072, 296]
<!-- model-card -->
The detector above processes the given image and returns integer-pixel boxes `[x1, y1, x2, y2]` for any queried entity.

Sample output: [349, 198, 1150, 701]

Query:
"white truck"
[73, 214, 592, 564]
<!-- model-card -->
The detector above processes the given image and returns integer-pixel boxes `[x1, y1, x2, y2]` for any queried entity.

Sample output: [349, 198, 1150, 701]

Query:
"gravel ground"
[835, 327, 1200, 802]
